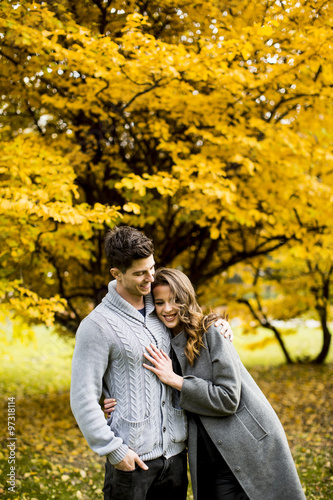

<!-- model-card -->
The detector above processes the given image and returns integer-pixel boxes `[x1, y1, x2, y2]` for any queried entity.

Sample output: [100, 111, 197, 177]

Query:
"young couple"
[70, 226, 306, 500]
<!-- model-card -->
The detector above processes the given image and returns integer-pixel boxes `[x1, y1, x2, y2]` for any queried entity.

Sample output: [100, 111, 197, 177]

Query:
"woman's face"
[153, 285, 182, 335]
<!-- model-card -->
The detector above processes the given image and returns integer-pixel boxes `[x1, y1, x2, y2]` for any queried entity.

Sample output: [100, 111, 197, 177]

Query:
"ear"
[110, 268, 122, 280]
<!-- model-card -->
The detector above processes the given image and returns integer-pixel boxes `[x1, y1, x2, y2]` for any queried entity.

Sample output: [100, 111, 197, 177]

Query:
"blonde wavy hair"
[152, 268, 219, 365]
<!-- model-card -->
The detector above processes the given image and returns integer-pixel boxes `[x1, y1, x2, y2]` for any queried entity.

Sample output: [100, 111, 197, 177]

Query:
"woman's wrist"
[170, 373, 184, 391]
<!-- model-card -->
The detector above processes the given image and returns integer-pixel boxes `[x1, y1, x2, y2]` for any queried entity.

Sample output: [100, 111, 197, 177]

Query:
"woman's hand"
[143, 344, 183, 391]
[104, 398, 117, 415]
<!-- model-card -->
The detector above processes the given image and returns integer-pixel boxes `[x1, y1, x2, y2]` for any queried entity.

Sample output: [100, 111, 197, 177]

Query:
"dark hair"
[105, 226, 154, 272]
[152, 268, 219, 365]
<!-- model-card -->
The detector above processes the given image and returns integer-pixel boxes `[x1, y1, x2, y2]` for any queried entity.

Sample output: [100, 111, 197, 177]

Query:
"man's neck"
[115, 284, 145, 309]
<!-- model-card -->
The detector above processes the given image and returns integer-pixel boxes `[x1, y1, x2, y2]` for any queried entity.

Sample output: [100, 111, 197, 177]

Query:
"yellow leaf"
[210, 227, 220, 239]
[260, 25, 274, 36]
[123, 202, 141, 214]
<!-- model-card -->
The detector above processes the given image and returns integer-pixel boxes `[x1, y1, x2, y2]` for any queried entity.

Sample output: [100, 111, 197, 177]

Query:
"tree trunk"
[238, 299, 294, 364]
[312, 308, 332, 364]
[263, 323, 294, 364]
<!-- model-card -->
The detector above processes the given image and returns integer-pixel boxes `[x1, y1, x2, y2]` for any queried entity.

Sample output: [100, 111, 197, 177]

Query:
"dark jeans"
[103, 451, 188, 500]
[197, 458, 249, 500]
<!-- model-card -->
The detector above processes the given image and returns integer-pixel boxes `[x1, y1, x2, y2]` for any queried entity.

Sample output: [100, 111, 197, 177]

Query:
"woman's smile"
[163, 313, 178, 322]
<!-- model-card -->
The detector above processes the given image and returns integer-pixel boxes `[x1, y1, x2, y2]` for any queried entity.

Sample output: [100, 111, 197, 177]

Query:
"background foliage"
[1, 3, 332, 498]
[1, 0, 332, 362]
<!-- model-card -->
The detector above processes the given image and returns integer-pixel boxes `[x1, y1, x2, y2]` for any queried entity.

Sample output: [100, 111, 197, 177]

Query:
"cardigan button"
[217, 440, 222, 445]
[235, 467, 241, 472]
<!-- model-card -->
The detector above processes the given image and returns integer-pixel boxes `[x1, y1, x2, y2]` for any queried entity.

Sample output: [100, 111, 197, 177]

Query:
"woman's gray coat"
[171, 326, 306, 500]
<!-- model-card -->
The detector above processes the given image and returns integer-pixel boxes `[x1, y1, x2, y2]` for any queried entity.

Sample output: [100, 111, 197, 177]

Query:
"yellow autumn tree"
[0, 0, 332, 331]
[199, 102, 333, 363]
[211, 236, 333, 364]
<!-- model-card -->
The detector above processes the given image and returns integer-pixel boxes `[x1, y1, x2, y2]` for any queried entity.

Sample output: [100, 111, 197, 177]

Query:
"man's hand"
[114, 449, 148, 471]
[215, 317, 233, 341]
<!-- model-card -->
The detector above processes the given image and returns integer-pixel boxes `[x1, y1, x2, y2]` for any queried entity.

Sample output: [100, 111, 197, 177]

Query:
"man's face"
[112, 254, 155, 302]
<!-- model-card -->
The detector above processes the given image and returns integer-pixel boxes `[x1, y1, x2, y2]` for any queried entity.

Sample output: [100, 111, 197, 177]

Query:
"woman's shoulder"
[204, 324, 229, 346]
[204, 324, 239, 357]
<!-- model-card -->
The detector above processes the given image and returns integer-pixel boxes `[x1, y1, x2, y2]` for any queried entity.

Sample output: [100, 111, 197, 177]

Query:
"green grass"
[0, 325, 75, 398]
[233, 323, 333, 366]
[0, 323, 332, 499]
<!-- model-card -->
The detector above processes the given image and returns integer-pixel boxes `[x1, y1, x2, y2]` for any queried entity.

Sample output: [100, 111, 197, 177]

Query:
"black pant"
[197, 458, 249, 500]
[103, 451, 188, 500]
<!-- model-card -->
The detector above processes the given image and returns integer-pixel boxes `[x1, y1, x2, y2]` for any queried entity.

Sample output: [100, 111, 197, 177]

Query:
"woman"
[105, 268, 306, 500]
[142, 268, 306, 500]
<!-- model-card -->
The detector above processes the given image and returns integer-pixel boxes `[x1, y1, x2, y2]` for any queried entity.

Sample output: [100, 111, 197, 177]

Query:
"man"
[70, 226, 231, 500]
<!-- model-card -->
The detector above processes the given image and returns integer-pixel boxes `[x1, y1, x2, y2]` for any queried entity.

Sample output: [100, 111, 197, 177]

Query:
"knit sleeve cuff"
[107, 444, 129, 465]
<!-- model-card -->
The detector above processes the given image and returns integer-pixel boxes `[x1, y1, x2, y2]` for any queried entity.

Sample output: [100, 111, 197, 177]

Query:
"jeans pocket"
[114, 465, 139, 474]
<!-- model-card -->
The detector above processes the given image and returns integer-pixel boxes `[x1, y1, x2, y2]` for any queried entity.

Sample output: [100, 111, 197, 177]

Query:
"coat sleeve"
[179, 326, 242, 417]
[70, 316, 129, 464]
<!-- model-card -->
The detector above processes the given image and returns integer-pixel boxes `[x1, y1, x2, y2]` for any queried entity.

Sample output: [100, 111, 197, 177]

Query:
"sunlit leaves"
[0, 0, 332, 327]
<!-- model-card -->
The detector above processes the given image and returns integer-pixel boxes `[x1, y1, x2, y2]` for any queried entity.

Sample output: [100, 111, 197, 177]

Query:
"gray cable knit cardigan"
[70, 280, 187, 465]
